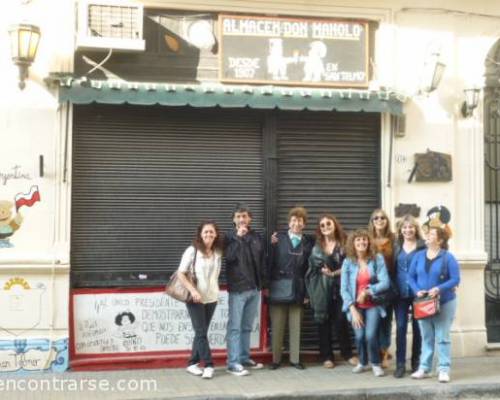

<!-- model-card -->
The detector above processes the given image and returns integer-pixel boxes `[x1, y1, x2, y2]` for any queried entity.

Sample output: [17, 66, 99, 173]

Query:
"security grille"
[88, 4, 140, 39]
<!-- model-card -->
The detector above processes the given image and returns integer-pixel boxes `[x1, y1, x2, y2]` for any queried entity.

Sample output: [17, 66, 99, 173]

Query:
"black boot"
[393, 364, 406, 378]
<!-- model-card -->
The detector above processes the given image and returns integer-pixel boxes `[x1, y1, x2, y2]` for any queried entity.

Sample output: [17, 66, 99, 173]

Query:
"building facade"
[0, 0, 499, 373]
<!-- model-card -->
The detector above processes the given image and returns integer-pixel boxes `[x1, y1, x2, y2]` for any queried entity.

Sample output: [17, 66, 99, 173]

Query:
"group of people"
[173, 204, 460, 384]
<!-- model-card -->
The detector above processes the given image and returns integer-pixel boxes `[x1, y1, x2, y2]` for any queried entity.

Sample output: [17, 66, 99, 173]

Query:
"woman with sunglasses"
[268, 206, 314, 370]
[393, 215, 425, 378]
[368, 209, 396, 368]
[306, 214, 358, 368]
[340, 228, 390, 377]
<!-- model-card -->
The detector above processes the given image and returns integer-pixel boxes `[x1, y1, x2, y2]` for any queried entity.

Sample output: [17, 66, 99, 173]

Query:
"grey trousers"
[270, 304, 303, 364]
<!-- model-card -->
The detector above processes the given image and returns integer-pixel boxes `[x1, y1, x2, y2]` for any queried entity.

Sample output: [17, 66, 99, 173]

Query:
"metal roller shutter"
[71, 104, 264, 287]
[275, 110, 380, 351]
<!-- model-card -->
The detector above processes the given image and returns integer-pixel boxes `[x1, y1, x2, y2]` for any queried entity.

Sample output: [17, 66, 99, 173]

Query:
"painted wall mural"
[0, 277, 69, 373]
[0, 338, 68, 373]
[0, 185, 40, 248]
[422, 205, 452, 237]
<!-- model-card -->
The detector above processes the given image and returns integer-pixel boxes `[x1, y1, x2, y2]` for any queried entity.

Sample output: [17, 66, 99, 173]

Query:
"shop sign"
[219, 14, 369, 87]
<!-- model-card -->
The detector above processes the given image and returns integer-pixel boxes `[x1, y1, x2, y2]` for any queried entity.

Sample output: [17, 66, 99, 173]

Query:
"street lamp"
[461, 88, 481, 118]
[9, 23, 41, 90]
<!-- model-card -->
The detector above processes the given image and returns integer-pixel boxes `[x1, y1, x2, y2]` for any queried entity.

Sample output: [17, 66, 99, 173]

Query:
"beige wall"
[1, 0, 498, 372]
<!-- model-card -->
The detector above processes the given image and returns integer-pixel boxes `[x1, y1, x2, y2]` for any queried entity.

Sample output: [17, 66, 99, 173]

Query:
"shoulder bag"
[165, 249, 198, 303]
[269, 278, 295, 303]
[413, 294, 440, 319]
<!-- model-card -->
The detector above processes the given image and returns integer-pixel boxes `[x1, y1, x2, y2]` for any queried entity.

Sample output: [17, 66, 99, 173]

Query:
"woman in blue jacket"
[340, 228, 390, 377]
[393, 215, 425, 378]
[408, 226, 460, 383]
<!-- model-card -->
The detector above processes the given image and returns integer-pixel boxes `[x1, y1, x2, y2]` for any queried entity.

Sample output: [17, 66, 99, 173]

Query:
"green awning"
[47, 76, 406, 115]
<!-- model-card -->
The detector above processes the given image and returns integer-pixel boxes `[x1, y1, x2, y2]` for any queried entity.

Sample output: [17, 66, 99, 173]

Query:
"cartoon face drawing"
[0, 200, 23, 247]
[114, 311, 137, 339]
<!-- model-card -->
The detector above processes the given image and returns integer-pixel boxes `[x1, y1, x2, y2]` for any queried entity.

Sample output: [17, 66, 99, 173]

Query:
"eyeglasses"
[372, 216, 386, 221]
[320, 221, 333, 228]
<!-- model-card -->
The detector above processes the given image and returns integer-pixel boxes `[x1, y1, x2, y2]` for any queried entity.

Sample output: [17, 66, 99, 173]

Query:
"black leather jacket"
[224, 228, 266, 293]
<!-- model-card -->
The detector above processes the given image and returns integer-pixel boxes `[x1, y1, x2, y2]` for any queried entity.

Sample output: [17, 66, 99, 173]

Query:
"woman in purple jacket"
[408, 226, 460, 384]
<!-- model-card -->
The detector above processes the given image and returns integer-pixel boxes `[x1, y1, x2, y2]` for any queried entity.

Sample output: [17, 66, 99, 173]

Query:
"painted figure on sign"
[303, 41, 327, 82]
[266, 38, 293, 80]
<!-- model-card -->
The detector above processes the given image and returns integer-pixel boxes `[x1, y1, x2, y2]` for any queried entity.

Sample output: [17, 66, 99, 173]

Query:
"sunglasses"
[320, 221, 334, 228]
[372, 216, 386, 221]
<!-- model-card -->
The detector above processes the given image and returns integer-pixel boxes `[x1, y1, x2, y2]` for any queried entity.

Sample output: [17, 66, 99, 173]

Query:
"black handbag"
[370, 276, 399, 306]
[269, 278, 295, 303]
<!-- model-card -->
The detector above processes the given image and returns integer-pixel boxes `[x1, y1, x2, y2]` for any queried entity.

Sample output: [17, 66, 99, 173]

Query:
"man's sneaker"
[186, 364, 203, 376]
[227, 364, 250, 376]
[242, 359, 264, 370]
[438, 371, 450, 383]
[372, 365, 385, 377]
[352, 364, 369, 373]
[202, 367, 214, 379]
[411, 369, 431, 379]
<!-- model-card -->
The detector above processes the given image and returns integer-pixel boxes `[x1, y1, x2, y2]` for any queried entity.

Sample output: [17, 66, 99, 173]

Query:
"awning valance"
[47, 76, 406, 115]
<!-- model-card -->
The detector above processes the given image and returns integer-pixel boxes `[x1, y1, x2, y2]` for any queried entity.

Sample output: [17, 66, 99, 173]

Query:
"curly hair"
[314, 213, 347, 250]
[396, 214, 423, 244]
[192, 220, 223, 255]
[368, 208, 395, 241]
[345, 228, 377, 261]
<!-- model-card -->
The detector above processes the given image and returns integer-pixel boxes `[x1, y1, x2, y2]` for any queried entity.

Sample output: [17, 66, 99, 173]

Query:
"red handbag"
[413, 294, 440, 320]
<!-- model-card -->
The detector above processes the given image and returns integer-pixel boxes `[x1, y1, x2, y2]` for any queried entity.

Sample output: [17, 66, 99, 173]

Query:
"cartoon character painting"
[0, 185, 40, 248]
[422, 205, 452, 237]
[266, 38, 292, 80]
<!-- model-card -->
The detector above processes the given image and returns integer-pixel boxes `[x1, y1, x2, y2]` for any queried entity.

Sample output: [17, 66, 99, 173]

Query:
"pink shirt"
[356, 267, 375, 309]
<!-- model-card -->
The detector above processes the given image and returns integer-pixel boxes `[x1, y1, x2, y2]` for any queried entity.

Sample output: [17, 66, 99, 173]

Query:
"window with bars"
[87, 4, 140, 39]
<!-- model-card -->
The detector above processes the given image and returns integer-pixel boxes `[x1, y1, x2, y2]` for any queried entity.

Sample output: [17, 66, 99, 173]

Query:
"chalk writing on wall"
[73, 289, 261, 354]
[0, 165, 32, 186]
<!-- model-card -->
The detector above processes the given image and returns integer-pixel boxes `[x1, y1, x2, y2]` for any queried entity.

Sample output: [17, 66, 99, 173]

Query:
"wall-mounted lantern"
[8, 23, 41, 90]
[420, 52, 446, 94]
[461, 88, 481, 118]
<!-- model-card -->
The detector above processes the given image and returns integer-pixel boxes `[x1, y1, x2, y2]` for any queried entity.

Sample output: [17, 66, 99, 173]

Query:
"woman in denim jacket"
[340, 228, 390, 377]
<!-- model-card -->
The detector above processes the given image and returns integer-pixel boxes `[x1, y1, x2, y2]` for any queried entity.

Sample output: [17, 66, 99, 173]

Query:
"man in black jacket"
[225, 203, 265, 376]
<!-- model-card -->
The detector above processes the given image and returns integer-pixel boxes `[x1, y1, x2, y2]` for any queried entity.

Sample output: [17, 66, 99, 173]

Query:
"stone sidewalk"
[1, 355, 500, 400]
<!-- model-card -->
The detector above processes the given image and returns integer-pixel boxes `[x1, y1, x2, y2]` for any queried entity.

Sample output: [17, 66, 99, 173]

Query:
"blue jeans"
[395, 298, 421, 367]
[351, 307, 381, 366]
[226, 289, 260, 368]
[378, 303, 393, 350]
[418, 298, 457, 373]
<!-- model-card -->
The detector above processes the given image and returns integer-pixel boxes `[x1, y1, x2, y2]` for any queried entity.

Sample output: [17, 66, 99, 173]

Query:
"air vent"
[76, 0, 145, 51]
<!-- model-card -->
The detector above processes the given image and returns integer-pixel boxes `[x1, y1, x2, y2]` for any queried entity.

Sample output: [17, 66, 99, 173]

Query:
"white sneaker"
[202, 367, 215, 379]
[411, 369, 431, 379]
[438, 371, 450, 383]
[372, 365, 385, 377]
[352, 364, 369, 373]
[242, 359, 264, 369]
[186, 364, 203, 376]
[227, 364, 250, 376]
